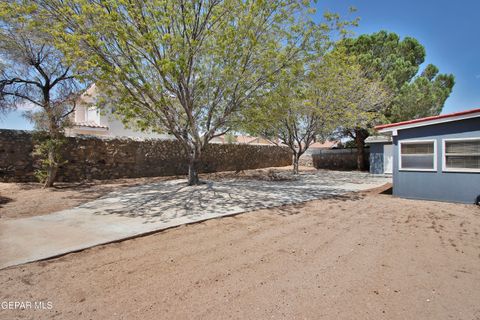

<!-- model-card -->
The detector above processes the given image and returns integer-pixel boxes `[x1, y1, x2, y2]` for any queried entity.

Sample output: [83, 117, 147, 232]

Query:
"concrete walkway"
[0, 171, 390, 269]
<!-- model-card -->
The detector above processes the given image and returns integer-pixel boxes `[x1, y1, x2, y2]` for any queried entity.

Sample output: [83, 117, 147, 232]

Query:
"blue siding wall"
[393, 117, 480, 203]
[369, 142, 389, 174]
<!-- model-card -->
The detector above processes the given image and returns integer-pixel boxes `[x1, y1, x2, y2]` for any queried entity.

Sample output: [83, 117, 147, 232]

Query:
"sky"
[316, 0, 480, 113]
[1, 0, 479, 130]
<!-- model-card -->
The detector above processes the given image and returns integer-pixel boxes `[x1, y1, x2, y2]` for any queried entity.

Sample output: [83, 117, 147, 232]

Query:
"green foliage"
[316, 47, 392, 133]
[389, 66, 455, 122]
[0, 6, 84, 186]
[312, 45, 393, 171]
[339, 30, 455, 122]
[341, 30, 426, 91]
[224, 133, 236, 144]
[239, 13, 358, 166]
[240, 40, 389, 171]
[342, 139, 357, 149]
[26, 0, 318, 146]
[241, 60, 331, 155]
[0, 10, 83, 114]
[32, 132, 67, 184]
[18, 0, 358, 182]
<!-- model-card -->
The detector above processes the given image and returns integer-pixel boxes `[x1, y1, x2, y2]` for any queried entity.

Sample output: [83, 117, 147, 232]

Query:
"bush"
[32, 131, 67, 184]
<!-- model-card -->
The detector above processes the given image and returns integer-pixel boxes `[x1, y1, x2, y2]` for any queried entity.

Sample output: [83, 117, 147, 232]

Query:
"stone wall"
[311, 148, 370, 171]
[0, 130, 35, 182]
[0, 129, 292, 182]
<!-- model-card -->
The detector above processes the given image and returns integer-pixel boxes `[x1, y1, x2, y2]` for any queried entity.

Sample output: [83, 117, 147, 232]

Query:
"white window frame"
[85, 106, 101, 124]
[442, 137, 480, 173]
[399, 139, 437, 172]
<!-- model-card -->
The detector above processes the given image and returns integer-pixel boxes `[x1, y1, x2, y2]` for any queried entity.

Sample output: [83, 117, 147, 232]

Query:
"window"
[399, 140, 436, 171]
[85, 106, 100, 124]
[443, 138, 480, 172]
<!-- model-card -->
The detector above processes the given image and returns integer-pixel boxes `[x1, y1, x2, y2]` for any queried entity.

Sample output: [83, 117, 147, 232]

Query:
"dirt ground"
[0, 166, 315, 220]
[1, 186, 479, 320]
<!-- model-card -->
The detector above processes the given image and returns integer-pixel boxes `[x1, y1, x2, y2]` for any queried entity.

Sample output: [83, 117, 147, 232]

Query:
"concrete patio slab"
[0, 170, 390, 269]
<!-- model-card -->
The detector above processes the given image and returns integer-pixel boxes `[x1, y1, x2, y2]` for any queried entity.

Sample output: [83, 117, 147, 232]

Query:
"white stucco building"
[66, 85, 171, 140]
[66, 85, 279, 145]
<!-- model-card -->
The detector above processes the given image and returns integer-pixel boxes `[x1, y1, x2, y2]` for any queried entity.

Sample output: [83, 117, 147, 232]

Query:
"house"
[210, 135, 276, 145]
[299, 140, 340, 167]
[365, 135, 393, 174]
[66, 85, 170, 140]
[308, 140, 340, 152]
[67, 86, 272, 144]
[367, 107, 480, 204]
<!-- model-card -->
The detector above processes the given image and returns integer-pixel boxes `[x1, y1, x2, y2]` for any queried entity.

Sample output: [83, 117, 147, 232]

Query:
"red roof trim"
[375, 108, 480, 130]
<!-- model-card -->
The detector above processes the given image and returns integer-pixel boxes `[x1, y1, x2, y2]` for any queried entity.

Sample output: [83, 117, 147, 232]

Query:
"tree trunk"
[187, 142, 203, 186]
[43, 147, 58, 188]
[187, 158, 200, 186]
[43, 124, 60, 188]
[292, 153, 300, 175]
[43, 111, 60, 188]
[355, 143, 365, 171]
[354, 129, 368, 171]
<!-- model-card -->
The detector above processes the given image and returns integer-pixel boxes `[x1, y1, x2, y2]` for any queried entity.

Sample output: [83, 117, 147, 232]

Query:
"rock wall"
[0, 130, 35, 182]
[0, 129, 292, 182]
[311, 148, 370, 171]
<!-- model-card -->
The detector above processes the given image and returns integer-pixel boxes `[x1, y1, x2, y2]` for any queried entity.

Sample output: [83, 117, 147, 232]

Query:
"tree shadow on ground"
[380, 187, 393, 195]
[274, 192, 364, 217]
[82, 172, 379, 224]
[0, 195, 13, 207]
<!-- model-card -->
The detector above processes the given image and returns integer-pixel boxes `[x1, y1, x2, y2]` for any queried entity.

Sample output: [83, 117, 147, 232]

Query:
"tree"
[342, 31, 426, 93]
[389, 64, 455, 122]
[240, 57, 341, 174]
[341, 31, 455, 120]
[317, 48, 392, 170]
[25, 0, 324, 185]
[0, 18, 83, 187]
[238, 9, 358, 174]
[339, 31, 454, 169]
[240, 66, 316, 174]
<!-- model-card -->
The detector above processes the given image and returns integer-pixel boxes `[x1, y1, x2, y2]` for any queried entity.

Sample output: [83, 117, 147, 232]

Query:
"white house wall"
[105, 113, 171, 140]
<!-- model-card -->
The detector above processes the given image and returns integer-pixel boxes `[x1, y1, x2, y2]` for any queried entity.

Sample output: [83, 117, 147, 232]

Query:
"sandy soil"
[0, 166, 315, 220]
[1, 188, 479, 320]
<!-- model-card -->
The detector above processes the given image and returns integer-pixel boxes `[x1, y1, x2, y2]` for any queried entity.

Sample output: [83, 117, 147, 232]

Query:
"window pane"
[446, 155, 480, 169]
[445, 140, 480, 154]
[401, 155, 435, 169]
[401, 142, 434, 155]
[400, 141, 435, 170]
[444, 139, 480, 170]
[86, 107, 100, 124]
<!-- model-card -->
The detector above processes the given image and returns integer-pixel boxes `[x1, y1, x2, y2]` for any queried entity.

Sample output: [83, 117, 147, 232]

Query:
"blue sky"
[1, 0, 479, 130]
[317, 0, 480, 114]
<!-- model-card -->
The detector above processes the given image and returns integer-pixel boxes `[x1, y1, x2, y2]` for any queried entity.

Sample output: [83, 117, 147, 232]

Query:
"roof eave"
[73, 125, 109, 131]
[376, 110, 480, 133]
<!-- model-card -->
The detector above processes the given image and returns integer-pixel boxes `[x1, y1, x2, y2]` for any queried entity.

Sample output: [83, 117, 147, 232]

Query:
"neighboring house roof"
[309, 140, 339, 149]
[77, 84, 98, 105]
[212, 135, 276, 145]
[235, 135, 261, 144]
[376, 107, 480, 133]
[237, 136, 276, 145]
[365, 135, 392, 144]
[73, 121, 108, 129]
